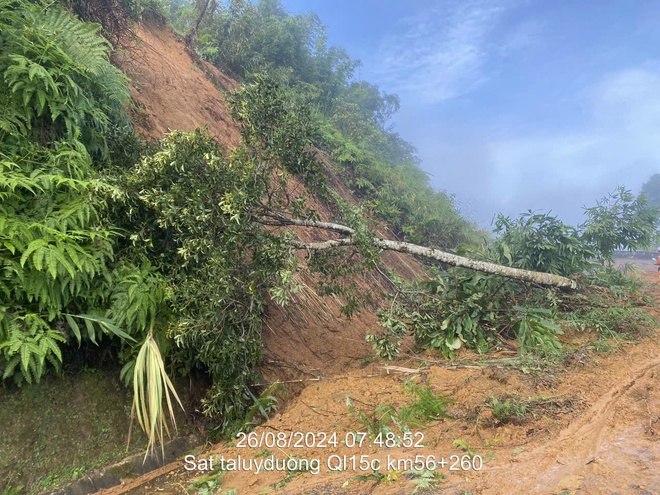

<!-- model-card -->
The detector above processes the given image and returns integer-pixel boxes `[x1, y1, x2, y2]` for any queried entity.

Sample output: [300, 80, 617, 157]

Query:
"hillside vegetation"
[1, 2, 659, 492]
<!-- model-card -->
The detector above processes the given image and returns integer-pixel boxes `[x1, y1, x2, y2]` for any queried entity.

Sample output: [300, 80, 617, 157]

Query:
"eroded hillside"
[96, 21, 660, 495]
[113, 21, 425, 383]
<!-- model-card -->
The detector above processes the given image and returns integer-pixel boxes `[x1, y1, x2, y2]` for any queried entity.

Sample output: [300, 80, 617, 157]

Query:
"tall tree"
[184, 0, 217, 47]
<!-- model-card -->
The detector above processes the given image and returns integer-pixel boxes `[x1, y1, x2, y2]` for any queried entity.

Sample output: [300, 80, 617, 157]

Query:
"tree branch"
[259, 215, 356, 236]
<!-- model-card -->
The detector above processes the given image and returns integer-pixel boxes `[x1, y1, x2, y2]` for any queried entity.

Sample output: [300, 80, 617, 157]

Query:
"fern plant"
[0, 140, 126, 383]
[1, 0, 129, 155]
[0, 1, 158, 385]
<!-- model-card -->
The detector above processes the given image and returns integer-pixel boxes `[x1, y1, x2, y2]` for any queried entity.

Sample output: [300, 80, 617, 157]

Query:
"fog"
[284, 0, 660, 228]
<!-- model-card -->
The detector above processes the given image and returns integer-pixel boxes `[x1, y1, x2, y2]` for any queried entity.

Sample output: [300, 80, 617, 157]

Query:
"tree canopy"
[641, 173, 660, 209]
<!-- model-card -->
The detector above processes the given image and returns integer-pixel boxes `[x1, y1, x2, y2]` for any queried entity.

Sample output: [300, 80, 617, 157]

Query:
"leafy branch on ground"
[346, 380, 451, 441]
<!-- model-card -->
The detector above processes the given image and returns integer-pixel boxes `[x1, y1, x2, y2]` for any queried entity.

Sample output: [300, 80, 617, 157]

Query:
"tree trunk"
[185, 0, 213, 48]
[266, 216, 578, 290]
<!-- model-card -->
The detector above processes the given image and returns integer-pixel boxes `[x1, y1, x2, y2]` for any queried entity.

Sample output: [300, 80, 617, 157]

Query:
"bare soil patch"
[97, 271, 659, 495]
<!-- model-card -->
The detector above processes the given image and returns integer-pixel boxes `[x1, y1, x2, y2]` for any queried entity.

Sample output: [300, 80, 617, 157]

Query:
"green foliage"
[581, 186, 660, 261]
[492, 189, 659, 274]
[0, 0, 163, 396]
[0, 313, 65, 385]
[399, 380, 451, 425]
[371, 184, 659, 361]
[118, 129, 285, 432]
[225, 73, 325, 193]
[564, 300, 656, 339]
[198, 0, 358, 108]
[379, 272, 561, 359]
[189, 0, 479, 250]
[354, 469, 388, 485]
[189, 468, 225, 495]
[0, 0, 130, 155]
[488, 397, 529, 423]
[407, 468, 444, 493]
[69, 0, 169, 46]
[492, 187, 660, 277]
[5, 1, 656, 462]
[560, 265, 657, 338]
[492, 211, 595, 276]
[241, 381, 281, 431]
[347, 397, 397, 440]
[369, 269, 505, 359]
[346, 381, 450, 441]
[115, 83, 326, 431]
[453, 438, 478, 458]
[0, 141, 116, 383]
[511, 306, 563, 356]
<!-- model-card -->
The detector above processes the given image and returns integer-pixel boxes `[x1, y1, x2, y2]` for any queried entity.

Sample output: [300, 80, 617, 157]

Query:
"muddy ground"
[96, 260, 659, 495]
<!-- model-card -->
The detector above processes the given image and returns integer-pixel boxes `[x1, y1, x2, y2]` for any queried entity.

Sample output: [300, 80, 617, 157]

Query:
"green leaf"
[20, 239, 47, 267]
[65, 314, 82, 344]
[83, 317, 97, 345]
[76, 314, 136, 343]
[20, 344, 34, 382]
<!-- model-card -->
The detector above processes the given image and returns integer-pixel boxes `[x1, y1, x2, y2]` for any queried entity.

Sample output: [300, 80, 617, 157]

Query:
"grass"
[0, 366, 195, 494]
[488, 397, 529, 423]
[347, 380, 451, 442]
[0, 368, 141, 493]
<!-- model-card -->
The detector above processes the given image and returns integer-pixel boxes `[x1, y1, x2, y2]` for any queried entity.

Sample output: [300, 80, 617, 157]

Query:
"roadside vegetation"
[1, 1, 659, 493]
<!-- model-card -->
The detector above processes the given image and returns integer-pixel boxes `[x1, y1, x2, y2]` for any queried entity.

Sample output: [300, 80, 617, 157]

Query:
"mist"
[284, 0, 660, 229]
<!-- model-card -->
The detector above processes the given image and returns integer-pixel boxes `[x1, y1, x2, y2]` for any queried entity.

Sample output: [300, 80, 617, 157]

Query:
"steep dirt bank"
[95, 269, 659, 495]
[113, 23, 240, 144]
[113, 21, 427, 385]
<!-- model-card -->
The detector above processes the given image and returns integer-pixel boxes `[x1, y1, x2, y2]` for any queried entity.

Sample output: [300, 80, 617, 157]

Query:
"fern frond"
[24, 6, 110, 76]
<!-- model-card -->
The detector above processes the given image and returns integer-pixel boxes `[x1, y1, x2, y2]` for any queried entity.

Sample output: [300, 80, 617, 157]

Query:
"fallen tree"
[259, 215, 579, 290]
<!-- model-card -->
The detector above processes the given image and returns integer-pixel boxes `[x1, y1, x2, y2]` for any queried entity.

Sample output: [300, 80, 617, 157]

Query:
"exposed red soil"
[113, 23, 240, 145]
[113, 21, 426, 384]
[98, 266, 660, 495]
[103, 23, 660, 495]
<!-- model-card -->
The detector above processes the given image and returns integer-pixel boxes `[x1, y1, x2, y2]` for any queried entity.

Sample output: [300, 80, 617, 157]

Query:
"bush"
[492, 211, 595, 276]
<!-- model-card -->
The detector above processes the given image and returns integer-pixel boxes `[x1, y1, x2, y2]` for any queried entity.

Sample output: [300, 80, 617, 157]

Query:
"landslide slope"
[113, 21, 425, 385]
[103, 22, 660, 495]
